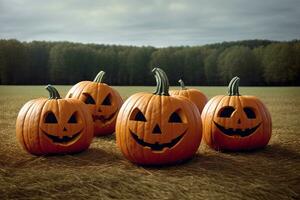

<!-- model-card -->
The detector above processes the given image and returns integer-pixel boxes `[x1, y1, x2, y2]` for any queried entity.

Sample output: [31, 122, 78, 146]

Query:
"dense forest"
[0, 39, 299, 86]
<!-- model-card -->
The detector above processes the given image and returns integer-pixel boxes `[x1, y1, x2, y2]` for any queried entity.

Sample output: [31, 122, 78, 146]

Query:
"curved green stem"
[152, 68, 170, 96]
[178, 79, 187, 90]
[228, 77, 237, 94]
[45, 84, 61, 99]
[93, 70, 105, 83]
[228, 76, 240, 96]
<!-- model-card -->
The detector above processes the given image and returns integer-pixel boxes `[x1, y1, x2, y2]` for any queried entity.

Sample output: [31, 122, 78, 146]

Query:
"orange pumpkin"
[116, 68, 202, 165]
[201, 77, 272, 151]
[16, 85, 94, 155]
[170, 79, 207, 114]
[66, 71, 123, 136]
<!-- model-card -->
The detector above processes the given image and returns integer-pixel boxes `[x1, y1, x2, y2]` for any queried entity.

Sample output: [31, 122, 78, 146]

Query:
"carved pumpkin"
[116, 68, 202, 165]
[170, 79, 208, 114]
[201, 77, 272, 151]
[16, 85, 94, 155]
[66, 71, 123, 136]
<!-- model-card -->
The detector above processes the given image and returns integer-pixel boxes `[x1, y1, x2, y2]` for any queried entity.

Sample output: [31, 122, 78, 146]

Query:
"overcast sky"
[1, 0, 299, 47]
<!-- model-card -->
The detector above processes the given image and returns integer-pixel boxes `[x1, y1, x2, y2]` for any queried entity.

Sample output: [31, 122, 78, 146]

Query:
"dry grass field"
[0, 85, 299, 199]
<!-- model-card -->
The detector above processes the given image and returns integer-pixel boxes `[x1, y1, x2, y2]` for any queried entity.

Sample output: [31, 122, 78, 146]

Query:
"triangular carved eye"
[44, 112, 58, 123]
[168, 112, 182, 123]
[135, 111, 146, 121]
[219, 106, 235, 118]
[102, 94, 111, 105]
[244, 107, 256, 119]
[68, 112, 77, 123]
[84, 93, 95, 104]
[130, 108, 146, 122]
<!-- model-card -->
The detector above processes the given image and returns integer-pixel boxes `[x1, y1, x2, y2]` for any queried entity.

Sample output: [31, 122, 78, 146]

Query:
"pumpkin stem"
[45, 84, 61, 99]
[228, 76, 240, 96]
[152, 68, 170, 96]
[178, 79, 187, 90]
[228, 77, 237, 94]
[93, 70, 105, 83]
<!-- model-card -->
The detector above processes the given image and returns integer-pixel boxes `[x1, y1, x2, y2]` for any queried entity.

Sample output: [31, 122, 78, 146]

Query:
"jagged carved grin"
[42, 130, 82, 144]
[214, 121, 261, 137]
[130, 130, 186, 151]
[93, 111, 117, 124]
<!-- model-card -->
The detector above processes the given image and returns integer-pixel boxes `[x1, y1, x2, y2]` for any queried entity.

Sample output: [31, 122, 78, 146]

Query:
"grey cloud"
[0, 0, 299, 46]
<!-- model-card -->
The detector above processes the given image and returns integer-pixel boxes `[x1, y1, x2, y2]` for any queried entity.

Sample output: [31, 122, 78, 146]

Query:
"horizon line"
[1, 38, 299, 48]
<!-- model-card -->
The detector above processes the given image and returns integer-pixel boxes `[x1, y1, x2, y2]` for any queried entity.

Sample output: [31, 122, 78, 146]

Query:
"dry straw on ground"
[0, 86, 299, 199]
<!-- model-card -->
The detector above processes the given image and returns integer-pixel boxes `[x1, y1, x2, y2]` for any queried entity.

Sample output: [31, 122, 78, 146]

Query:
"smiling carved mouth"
[214, 121, 261, 137]
[130, 130, 186, 151]
[93, 111, 117, 123]
[43, 131, 82, 144]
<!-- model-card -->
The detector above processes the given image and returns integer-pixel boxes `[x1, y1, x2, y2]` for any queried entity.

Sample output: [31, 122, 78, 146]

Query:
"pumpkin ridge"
[210, 95, 227, 148]
[70, 81, 90, 99]
[80, 99, 94, 146]
[38, 100, 53, 154]
[35, 99, 48, 154]
[18, 100, 36, 153]
[26, 99, 46, 154]
[118, 96, 136, 161]
[202, 96, 223, 119]
[55, 99, 60, 152]
[140, 94, 157, 162]
[250, 96, 269, 146]
[28, 99, 48, 154]
[123, 94, 149, 161]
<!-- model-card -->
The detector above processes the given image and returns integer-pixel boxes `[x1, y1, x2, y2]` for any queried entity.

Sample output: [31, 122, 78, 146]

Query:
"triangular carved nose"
[63, 127, 67, 131]
[98, 107, 102, 112]
[152, 124, 161, 134]
[237, 119, 241, 124]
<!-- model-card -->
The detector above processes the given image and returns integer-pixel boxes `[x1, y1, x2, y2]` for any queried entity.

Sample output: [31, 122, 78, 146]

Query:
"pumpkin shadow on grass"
[12, 133, 122, 168]
[152, 144, 300, 180]
[249, 143, 300, 160]
[145, 153, 237, 170]
[217, 143, 300, 161]
[39, 147, 123, 167]
[44, 133, 119, 167]
[94, 133, 116, 141]
[55, 148, 120, 166]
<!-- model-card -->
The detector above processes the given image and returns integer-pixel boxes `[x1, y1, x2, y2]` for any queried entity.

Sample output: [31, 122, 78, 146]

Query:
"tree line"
[0, 39, 299, 86]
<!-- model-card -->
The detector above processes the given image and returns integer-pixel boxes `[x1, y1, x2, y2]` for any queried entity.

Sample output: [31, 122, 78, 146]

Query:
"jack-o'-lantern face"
[16, 85, 94, 155]
[66, 71, 123, 136]
[128, 103, 188, 152]
[78, 86, 119, 127]
[40, 110, 84, 146]
[213, 103, 261, 138]
[201, 77, 272, 151]
[38, 97, 93, 151]
[116, 68, 202, 165]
